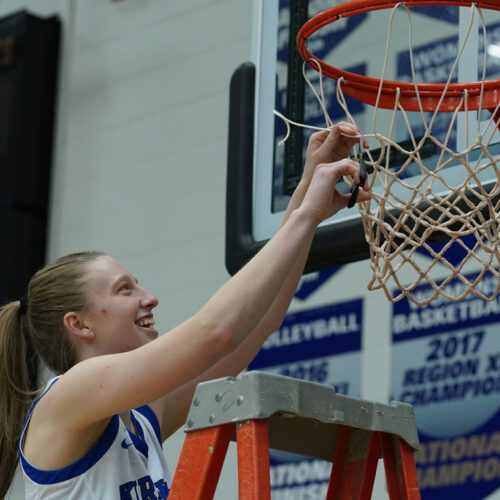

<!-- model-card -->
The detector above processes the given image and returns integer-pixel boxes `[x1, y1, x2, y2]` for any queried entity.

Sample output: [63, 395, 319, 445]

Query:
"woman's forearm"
[195, 207, 317, 351]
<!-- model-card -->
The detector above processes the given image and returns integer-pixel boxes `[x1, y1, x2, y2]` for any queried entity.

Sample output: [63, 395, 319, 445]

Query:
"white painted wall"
[4, 0, 251, 498]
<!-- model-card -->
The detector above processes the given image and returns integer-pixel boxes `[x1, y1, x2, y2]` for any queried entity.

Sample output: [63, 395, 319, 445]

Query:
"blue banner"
[276, 1, 368, 63]
[249, 297, 363, 498]
[294, 269, 342, 301]
[397, 21, 500, 84]
[396, 21, 500, 148]
[254, 299, 362, 368]
[411, 6, 458, 24]
[391, 269, 500, 499]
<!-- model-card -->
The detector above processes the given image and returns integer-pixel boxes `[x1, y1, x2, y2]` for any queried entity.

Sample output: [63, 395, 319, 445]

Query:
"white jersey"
[19, 377, 171, 499]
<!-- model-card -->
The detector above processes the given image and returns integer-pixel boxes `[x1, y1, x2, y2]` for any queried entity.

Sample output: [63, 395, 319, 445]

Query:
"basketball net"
[277, 2, 500, 306]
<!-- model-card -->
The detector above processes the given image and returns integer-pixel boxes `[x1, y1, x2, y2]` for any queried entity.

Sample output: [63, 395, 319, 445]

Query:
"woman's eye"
[119, 284, 131, 292]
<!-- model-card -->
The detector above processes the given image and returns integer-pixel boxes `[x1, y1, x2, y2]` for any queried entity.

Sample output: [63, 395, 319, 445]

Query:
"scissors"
[347, 140, 368, 209]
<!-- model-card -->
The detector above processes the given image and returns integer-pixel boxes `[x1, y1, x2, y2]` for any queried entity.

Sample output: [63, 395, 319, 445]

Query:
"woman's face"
[82, 255, 159, 355]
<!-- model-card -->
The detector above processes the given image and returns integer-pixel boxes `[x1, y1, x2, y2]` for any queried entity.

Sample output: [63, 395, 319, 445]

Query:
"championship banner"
[391, 269, 500, 499]
[248, 298, 363, 499]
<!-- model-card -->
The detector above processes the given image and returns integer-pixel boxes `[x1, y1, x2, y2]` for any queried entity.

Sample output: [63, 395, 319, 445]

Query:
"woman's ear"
[63, 312, 95, 341]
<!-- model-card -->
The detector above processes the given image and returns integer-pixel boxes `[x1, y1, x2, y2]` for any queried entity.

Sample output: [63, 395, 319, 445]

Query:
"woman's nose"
[141, 287, 159, 308]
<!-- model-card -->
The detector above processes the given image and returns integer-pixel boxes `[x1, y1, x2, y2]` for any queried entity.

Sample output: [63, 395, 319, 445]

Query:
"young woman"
[0, 123, 370, 499]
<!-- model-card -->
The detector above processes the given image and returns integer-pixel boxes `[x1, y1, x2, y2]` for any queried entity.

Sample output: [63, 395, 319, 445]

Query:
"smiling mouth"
[136, 318, 155, 329]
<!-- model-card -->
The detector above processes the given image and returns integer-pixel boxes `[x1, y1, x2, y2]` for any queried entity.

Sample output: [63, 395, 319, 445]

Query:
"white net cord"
[277, 3, 500, 305]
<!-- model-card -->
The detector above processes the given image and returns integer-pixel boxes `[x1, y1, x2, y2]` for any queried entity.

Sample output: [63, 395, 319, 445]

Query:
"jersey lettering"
[154, 479, 169, 497]
[138, 476, 158, 499]
[119, 480, 137, 499]
[119, 475, 169, 499]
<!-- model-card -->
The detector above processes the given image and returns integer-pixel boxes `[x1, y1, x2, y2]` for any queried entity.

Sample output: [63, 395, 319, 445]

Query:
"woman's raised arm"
[154, 123, 371, 438]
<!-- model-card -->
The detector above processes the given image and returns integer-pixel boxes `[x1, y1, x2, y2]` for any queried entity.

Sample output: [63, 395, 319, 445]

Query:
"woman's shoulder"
[20, 373, 113, 472]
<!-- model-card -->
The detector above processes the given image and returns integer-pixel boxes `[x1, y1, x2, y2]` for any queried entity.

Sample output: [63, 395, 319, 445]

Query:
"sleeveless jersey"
[19, 377, 171, 499]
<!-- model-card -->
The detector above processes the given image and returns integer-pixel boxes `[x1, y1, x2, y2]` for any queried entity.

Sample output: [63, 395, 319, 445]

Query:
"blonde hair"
[0, 251, 105, 498]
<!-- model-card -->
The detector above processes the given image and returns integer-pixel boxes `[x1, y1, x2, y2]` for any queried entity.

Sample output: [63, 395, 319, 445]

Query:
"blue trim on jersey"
[20, 377, 60, 438]
[135, 405, 162, 444]
[21, 415, 120, 485]
[18, 377, 60, 464]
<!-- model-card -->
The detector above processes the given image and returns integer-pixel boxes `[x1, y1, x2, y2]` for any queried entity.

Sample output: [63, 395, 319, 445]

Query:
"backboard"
[225, 0, 500, 276]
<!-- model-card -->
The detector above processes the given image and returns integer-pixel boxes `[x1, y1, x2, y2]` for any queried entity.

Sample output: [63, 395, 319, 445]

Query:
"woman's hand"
[301, 122, 366, 187]
[300, 158, 371, 226]
[282, 121, 369, 228]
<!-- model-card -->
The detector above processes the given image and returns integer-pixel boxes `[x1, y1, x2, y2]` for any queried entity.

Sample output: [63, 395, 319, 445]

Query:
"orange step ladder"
[169, 371, 421, 499]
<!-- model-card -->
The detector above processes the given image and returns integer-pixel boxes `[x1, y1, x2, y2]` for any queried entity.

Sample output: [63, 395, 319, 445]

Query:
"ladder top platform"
[184, 371, 419, 460]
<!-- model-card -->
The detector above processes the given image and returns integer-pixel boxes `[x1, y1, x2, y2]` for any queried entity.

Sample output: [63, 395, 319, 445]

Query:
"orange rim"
[296, 0, 500, 111]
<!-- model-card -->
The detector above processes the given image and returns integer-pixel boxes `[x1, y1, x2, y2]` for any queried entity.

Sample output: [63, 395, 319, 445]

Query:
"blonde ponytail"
[0, 250, 106, 497]
[0, 301, 35, 499]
